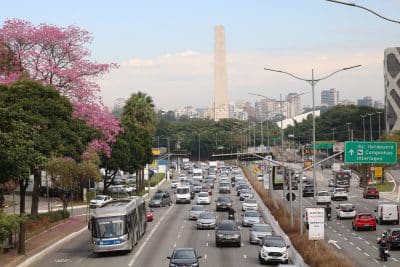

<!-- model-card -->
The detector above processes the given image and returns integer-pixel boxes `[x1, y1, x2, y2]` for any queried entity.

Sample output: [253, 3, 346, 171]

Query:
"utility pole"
[367, 113, 374, 141]
[360, 114, 366, 141]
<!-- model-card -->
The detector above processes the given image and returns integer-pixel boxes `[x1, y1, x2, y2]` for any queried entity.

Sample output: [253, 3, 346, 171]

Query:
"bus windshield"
[93, 216, 126, 238]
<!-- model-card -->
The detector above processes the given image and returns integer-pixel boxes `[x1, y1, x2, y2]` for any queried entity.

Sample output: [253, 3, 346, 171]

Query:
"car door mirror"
[167, 256, 171, 259]
[374, 209, 377, 212]
[287, 245, 290, 248]
[197, 255, 202, 259]
[249, 229, 253, 232]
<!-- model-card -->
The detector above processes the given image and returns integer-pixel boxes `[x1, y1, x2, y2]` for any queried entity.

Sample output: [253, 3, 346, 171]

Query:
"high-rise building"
[384, 47, 400, 131]
[213, 25, 229, 121]
[357, 96, 373, 107]
[374, 100, 384, 109]
[321, 88, 339, 107]
[286, 93, 302, 118]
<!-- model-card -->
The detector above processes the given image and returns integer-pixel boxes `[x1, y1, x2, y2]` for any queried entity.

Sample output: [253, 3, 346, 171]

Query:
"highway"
[31, 169, 275, 267]
[272, 163, 400, 267]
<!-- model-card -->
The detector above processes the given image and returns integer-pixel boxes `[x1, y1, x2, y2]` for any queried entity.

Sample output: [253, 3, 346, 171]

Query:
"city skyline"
[2, 1, 400, 110]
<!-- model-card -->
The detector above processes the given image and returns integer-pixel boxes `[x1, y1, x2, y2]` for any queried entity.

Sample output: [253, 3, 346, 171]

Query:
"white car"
[316, 191, 331, 205]
[336, 204, 356, 219]
[170, 179, 180, 189]
[331, 188, 348, 201]
[242, 210, 261, 226]
[196, 192, 211, 205]
[89, 195, 112, 208]
[259, 235, 289, 264]
[179, 174, 187, 181]
[257, 174, 264, 181]
[242, 198, 258, 211]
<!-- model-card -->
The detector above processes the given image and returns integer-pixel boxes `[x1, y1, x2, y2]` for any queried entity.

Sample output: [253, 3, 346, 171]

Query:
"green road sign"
[344, 141, 397, 164]
[312, 141, 334, 150]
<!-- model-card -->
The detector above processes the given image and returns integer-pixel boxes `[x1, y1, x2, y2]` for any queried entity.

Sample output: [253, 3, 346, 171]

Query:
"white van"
[176, 185, 191, 204]
[375, 204, 399, 224]
[193, 168, 203, 182]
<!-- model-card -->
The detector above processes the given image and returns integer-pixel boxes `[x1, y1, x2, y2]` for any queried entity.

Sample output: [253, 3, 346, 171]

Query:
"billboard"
[306, 208, 325, 240]
[272, 166, 284, 190]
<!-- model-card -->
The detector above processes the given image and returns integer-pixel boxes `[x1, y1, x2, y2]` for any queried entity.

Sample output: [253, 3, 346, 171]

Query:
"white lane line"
[349, 242, 354, 245]
[243, 254, 247, 259]
[207, 233, 210, 237]
[344, 237, 348, 241]
[341, 225, 345, 228]
[177, 234, 180, 238]
[129, 205, 174, 267]
[205, 242, 208, 247]
[241, 243, 244, 247]
[333, 229, 337, 233]
[204, 254, 207, 260]
[358, 236, 363, 240]
[352, 233, 356, 236]
[373, 259, 380, 264]
[392, 258, 398, 262]
[365, 241, 370, 245]
[346, 229, 350, 232]
[174, 243, 176, 248]
[364, 252, 369, 257]
[356, 247, 361, 251]
[373, 246, 378, 250]
[181, 225, 184, 229]
[338, 233, 342, 237]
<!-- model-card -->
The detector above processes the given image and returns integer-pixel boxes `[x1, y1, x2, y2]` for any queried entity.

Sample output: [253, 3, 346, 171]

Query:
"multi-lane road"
[31, 168, 278, 267]
[274, 163, 400, 267]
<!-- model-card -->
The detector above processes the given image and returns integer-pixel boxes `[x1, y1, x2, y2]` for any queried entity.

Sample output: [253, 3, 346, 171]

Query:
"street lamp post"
[198, 133, 201, 162]
[264, 65, 361, 204]
[331, 128, 336, 140]
[367, 113, 374, 141]
[346, 122, 352, 141]
[360, 114, 367, 141]
[376, 111, 382, 137]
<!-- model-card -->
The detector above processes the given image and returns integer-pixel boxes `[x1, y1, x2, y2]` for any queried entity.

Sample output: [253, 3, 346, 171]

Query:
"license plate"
[364, 224, 370, 226]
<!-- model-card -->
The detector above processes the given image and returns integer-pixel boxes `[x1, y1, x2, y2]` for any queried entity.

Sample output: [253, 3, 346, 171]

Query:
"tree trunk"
[31, 169, 41, 217]
[18, 179, 27, 255]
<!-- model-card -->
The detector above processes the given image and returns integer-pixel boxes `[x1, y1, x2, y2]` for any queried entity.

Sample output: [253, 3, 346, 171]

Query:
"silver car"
[242, 210, 261, 227]
[196, 211, 217, 229]
[189, 205, 205, 220]
[249, 223, 273, 244]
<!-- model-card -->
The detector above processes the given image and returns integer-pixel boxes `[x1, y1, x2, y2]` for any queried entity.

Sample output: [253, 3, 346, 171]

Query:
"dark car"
[363, 186, 379, 199]
[302, 185, 314, 197]
[387, 228, 400, 250]
[215, 220, 241, 247]
[149, 191, 172, 207]
[215, 196, 233, 211]
[167, 247, 201, 267]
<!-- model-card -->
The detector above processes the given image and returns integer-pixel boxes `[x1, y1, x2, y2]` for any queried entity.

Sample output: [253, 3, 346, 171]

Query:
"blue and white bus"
[89, 197, 147, 253]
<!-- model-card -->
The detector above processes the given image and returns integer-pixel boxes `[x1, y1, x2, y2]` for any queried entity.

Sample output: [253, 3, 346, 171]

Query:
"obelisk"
[214, 25, 229, 121]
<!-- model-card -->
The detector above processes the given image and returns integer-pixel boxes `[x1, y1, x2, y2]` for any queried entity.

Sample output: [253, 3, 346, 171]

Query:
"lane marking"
[129, 205, 174, 267]
[373, 246, 378, 250]
[373, 259, 380, 264]
[205, 242, 208, 247]
[241, 242, 244, 247]
[364, 252, 369, 257]
[365, 241, 370, 245]
[349, 242, 354, 245]
[392, 258, 398, 262]
[243, 254, 247, 259]
[177, 234, 180, 239]
[207, 233, 210, 237]
[174, 243, 176, 248]
[352, 233, 356, 236]
[204, 254, 207, 260]
[344, 237, 348, 241]
[338, 233, 342, 237]
[356, 246, 361, 251]
[333, 229, 337, 233]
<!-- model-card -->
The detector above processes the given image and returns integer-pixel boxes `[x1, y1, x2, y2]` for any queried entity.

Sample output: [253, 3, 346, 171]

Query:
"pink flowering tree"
[0, 19, 122, 218]
[0, 19, 122, 156]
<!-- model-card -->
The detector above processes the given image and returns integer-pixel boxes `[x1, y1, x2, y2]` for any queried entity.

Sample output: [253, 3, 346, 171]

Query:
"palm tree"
[121, 92, 156, 193]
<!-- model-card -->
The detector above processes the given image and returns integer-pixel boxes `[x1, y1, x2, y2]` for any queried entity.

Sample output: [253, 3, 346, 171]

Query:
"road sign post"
[344, 141, 397, 164]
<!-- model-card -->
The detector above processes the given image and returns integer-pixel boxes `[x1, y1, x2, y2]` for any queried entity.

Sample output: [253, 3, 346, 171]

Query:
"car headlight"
[217, 234, 224, 238]
[119, 234, 129, 241]
[233, 234, 240, 238]
[217, 203, 221, 205]
[191, 263, 199, 267]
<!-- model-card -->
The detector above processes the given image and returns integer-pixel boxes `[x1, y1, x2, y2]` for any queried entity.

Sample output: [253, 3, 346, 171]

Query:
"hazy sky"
[2, 0, 400, 109]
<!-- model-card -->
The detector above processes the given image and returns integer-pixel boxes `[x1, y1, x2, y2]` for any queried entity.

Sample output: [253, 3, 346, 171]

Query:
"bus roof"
[93, 197, 144, 218]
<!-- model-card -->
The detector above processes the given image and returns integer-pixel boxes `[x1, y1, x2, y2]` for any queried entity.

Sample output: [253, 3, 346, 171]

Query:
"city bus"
[88, 197, 147, 253]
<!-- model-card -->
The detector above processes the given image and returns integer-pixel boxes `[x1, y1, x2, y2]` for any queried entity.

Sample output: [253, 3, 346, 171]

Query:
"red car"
[146, 206, 153, 222]
[363, 187, 379, 199]
[201, 184, 212, 195]
[352, 212, 376, 231]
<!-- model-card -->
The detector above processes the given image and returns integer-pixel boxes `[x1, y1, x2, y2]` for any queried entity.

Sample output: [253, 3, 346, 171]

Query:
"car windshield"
[218, 222, 236, 231]
[244, 199, 256, 204]
[241, 189, 251, 193]
[191, 205, 204, 211]
[359, 214, 373, 219]
[199, 192, 208, 197]
[367, 187, 376, 191]
[318, 192, 329, 196]
[336, 189, 346, 192]
[177, 188, 189, 194]
[253, 224, 271, 232]
[218, 197, 230, 202]
[199, 212, 214, 219]
[341, 205, 354, 211]
[173, 249, 195, 259]
[263, 238, 285, 247]
[94, 196, 106, 200]
[392, 230, 400, 236]
[220, 183, 229, 186]
[93, 216, 125, 238]
[152, 194, 162, 200]
[245, 211, 259, 217]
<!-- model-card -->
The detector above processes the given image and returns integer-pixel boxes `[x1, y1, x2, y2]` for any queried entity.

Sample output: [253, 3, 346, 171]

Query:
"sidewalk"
[3, 216, 88, 267]
[2, 178, 171, 267]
